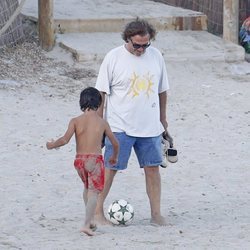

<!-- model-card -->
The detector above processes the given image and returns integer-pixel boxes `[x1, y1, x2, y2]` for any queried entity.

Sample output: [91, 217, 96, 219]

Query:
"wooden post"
[38, 0, 54, 51]
[223, 0, 239, 44]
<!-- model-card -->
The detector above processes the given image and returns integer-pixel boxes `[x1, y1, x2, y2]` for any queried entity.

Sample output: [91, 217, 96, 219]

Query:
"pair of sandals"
[160, 131, 178, 168]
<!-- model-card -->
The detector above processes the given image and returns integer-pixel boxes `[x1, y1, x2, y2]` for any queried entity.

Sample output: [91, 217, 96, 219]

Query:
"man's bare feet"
[150, 215, 167, 226]
[80, 227, 95, 236]
[94, 213, 112, 225]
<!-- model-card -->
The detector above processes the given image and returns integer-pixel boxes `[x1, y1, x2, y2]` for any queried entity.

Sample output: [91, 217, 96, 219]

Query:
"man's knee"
[144, 166, 160, 176]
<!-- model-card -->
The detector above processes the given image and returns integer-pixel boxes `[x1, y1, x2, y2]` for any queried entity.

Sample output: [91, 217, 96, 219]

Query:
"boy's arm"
[104, 122, 119, 164]
[46, 119, 76, 150]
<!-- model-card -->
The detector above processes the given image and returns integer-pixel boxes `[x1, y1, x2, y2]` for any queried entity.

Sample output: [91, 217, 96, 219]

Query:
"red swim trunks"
[74, 154, 104, 192]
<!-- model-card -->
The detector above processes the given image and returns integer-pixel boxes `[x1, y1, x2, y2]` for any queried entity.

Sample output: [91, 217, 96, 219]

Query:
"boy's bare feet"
[150, 215, 167, 226]
[90, 224, 97, 231]
[80, 227, 95, 236]
[94, 213, 112, 225]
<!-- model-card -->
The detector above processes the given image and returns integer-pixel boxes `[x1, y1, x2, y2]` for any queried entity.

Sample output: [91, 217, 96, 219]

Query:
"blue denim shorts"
[104, 132, 162, 170]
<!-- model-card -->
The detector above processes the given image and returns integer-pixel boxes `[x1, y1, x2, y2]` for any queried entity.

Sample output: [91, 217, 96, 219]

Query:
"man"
[95, 18, 169, 226]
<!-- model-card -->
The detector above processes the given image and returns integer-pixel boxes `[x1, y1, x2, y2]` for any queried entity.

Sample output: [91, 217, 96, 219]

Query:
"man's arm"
[159, 91, 168, 131]
[97, 91, 106, 118]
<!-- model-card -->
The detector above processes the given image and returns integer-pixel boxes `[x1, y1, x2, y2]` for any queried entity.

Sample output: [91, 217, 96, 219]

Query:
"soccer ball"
[107, 199, 134, 225]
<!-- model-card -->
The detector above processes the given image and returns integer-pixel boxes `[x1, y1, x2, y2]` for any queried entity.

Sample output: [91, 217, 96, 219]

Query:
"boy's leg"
[75, 166, 88, 206]
[82, 188, 96, 230]
[95, 168, 117, 224]
[83, 188, 88, 205]
[144, 166, 166, 226]
[81, 190, 99, 236]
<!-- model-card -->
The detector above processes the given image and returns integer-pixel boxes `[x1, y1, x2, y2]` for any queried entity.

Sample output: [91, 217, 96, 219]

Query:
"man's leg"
[144, 166, 167, 226]
[95, 168, 117, 224]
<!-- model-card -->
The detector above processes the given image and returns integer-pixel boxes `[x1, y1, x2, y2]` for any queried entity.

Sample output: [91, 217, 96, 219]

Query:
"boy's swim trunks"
[74, 154, 104, 192]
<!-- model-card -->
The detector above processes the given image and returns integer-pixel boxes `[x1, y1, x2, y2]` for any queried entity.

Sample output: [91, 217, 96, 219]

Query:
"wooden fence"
[153, 0, 250, 35]
[0, 0, 24, 47]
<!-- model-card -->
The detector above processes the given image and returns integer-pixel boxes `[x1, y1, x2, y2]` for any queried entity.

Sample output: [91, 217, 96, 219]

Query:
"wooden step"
[57, 31, 245, 63]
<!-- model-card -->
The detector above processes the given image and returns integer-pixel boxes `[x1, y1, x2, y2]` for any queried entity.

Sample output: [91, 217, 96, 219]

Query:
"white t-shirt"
[95, 45, 169, 137]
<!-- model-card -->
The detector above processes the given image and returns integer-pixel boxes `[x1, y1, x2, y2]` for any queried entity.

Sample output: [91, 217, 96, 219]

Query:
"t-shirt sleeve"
[158, 53, 170, 93]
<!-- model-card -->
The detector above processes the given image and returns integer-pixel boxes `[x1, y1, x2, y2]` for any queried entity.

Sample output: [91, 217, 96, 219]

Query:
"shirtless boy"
[46, 87, 119, 236]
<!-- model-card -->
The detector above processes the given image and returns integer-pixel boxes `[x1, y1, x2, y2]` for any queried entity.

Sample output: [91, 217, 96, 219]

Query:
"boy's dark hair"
[79, 87, 102, 111]
[122, 17, 156, 42]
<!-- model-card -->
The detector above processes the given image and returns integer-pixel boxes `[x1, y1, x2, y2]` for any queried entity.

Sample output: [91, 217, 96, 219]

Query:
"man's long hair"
[122, 17, 156, 42]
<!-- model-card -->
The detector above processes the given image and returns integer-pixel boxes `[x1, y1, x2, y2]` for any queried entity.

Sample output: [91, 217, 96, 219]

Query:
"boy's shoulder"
[72, 113, 84, 121]
[74, 112, 106, 124]
[98, 116, 108, 125]
[69, 114, 85, 125]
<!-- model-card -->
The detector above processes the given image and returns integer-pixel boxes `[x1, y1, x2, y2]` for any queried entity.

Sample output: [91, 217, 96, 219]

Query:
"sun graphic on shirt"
[128, 72, 154, 98]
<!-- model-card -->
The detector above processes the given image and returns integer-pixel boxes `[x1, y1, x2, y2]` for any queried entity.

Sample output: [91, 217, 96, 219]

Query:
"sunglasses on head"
[129, 39, 151, 49]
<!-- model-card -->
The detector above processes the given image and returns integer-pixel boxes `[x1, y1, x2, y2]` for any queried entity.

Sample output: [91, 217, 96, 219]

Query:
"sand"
[1, 7, 250, 249]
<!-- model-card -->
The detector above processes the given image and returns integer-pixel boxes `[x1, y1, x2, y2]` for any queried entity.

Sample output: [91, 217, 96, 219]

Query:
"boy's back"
[46, 86, 118, 165]
[74, 110, 106, 154]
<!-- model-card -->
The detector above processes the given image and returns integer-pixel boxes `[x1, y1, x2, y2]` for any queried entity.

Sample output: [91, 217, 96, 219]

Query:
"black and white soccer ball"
[107, 199, 134, 225]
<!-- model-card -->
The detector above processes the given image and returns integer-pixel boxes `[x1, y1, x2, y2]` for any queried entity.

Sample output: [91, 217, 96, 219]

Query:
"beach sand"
[1, 34, 250, 249]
